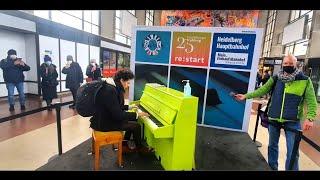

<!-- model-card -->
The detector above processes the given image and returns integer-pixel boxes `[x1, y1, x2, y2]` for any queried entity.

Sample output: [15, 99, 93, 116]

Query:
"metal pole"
[55, 102, 63, 155]
[253, 104, 262, 142]
[289, 130, 302, 170]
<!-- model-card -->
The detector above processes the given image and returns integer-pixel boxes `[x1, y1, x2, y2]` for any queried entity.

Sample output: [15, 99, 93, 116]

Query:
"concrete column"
[154, 10, 162, 26]
[257, 10, 268, 57]
[270, 10, 290, 57]
[308, 10, 320, 58]
[136, 10, 146, 25]
[100, 10, 115, 40]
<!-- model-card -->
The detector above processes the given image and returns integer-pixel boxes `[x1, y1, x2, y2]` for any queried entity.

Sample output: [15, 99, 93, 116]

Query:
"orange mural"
[160, 10, 213, 27]
[161, 10, 259, 28]
[213, 10, 259, 28]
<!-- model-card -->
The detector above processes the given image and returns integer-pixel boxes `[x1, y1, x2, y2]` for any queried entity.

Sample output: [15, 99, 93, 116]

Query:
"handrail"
[0, 101, 74, 155]
[253, 104, 320, 170]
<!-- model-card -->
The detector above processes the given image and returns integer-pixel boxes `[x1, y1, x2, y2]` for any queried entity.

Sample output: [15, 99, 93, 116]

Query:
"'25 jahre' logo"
[144, 34, 162, 56]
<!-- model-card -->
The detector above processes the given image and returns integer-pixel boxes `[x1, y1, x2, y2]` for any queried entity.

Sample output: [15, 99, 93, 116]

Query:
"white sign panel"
[215, 52, 248, 66]
[121, 11, 137, 37]
[282, 16, 306, 45]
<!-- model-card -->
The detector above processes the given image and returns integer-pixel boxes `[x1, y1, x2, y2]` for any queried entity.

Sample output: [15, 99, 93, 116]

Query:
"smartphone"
[229, 92, 236, 97]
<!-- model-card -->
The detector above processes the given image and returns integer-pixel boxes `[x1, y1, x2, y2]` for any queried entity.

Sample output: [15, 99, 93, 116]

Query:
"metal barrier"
[253, 103, 320, 170]
[0, 101, 74, 155]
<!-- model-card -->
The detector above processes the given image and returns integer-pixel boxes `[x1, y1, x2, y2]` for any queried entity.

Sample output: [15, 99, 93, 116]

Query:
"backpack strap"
[93, 81, 105, 105]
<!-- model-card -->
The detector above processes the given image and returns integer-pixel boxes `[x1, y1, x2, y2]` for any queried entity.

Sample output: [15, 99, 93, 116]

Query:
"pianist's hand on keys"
[138, 111, 149, 118]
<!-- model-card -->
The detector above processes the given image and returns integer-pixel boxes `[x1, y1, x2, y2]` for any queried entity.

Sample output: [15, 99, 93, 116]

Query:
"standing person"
[234, 55, 317, 171]
[262, 71, 270, 85]
[256, 70, 262, 89]
[62, 55, 83, 109]
[86, 59, 102, 81]
[40, 55, 58, 111]
[261, 71, 271, 98]
[0, 49, 30, 111]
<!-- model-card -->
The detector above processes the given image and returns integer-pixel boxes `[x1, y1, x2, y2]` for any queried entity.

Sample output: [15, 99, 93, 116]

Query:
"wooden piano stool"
[92, 130, 124, 170]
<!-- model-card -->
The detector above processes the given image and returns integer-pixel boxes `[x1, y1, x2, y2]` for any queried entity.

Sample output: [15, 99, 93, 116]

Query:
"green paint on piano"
[131, 83, 198, 170]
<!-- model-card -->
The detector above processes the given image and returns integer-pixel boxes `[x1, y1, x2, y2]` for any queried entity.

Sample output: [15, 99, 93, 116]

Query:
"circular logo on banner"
[143, 34, 162, 56]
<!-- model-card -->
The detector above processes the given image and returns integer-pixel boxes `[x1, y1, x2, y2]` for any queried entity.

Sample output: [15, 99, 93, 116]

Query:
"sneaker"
[21, 105, 26, 111]
[127, 140, 136, 150]
[9, 105, 15, 112]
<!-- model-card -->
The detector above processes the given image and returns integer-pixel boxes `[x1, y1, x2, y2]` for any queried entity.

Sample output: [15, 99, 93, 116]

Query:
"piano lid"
[139, 83, 184, 125]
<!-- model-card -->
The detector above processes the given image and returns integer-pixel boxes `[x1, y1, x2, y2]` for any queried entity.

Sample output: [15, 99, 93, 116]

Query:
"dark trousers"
[46, 99, 52, 106]
[122, 121, 142, 147]
[70, 87, 79, 105]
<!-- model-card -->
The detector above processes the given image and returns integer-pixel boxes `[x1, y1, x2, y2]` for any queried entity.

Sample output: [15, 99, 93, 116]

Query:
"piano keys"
[131, 83, 198, 170]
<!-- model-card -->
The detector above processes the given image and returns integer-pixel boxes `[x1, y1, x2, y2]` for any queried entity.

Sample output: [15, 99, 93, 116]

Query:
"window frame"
[145, 10, 154, 26]
[115, 10, 132, 45]
[262, 10, 277, 57]
[284, 10, 313, 56]
[33, 10, 100, 35]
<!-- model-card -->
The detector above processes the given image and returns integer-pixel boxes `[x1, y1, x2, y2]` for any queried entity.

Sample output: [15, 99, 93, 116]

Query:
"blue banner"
[135, 31, 171, 64]
[210, 33, 256, 69]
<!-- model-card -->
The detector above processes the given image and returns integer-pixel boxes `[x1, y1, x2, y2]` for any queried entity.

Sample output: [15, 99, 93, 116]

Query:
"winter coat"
[62, 62, 83, 89]
[89, 78, 137, 132]
[0, 57, 30, 83]
[86, 64, 102, 81]
[40, 63, 58, 100]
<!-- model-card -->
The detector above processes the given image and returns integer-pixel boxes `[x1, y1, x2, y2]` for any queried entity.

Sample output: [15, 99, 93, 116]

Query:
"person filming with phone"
[0, 49, 30, 112]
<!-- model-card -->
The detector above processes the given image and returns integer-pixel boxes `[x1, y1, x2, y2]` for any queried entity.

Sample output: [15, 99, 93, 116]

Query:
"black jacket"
[0, 57, 30, 83]
[40, 63, 58, 100]
[62, 62, 83, 89]
[40, 63, 58, 87]
[86, 64, 102, 81]
[90, 81, 137, 132]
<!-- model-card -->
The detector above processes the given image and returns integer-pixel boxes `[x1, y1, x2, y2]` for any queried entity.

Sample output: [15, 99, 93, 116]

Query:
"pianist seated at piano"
[89, 69, 150, 152]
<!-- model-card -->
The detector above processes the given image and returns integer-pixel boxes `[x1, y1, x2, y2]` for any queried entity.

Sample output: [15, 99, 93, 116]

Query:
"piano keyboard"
[137, 105, 164, 127]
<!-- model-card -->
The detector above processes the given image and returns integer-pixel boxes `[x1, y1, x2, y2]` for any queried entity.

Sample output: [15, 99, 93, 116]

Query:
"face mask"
[283, 66, 295, 74]
[10, 55, 17, 60]
[91, 63, 96, 66]
[46, 61, 52, 65]
[67, 60, 72, 65]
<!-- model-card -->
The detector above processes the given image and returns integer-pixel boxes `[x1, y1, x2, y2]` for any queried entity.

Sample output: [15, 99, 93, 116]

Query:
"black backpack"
[75, 80, 105, 117]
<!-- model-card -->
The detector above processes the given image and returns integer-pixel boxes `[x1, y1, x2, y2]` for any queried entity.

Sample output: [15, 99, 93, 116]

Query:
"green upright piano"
[131, 83, 198, 170]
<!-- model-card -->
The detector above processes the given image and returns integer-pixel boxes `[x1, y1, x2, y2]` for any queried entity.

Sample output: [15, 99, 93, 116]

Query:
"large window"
[34, 10, 100, 35]
[115, 10, 135, 45]
[284, 10, 313, 56]
[128, 10, 136, 16]
[145, 10, 154, 26]
[33, 10, 49, 19]
[262, 10, 277, 57]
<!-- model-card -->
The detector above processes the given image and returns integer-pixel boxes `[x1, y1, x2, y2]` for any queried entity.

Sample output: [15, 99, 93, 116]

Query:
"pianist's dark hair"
[114, 69, 135, 82]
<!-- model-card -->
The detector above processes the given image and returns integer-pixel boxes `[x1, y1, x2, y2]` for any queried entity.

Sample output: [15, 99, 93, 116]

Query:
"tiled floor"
[0, 115, 91, 170]
[0, 96, 319, 170]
